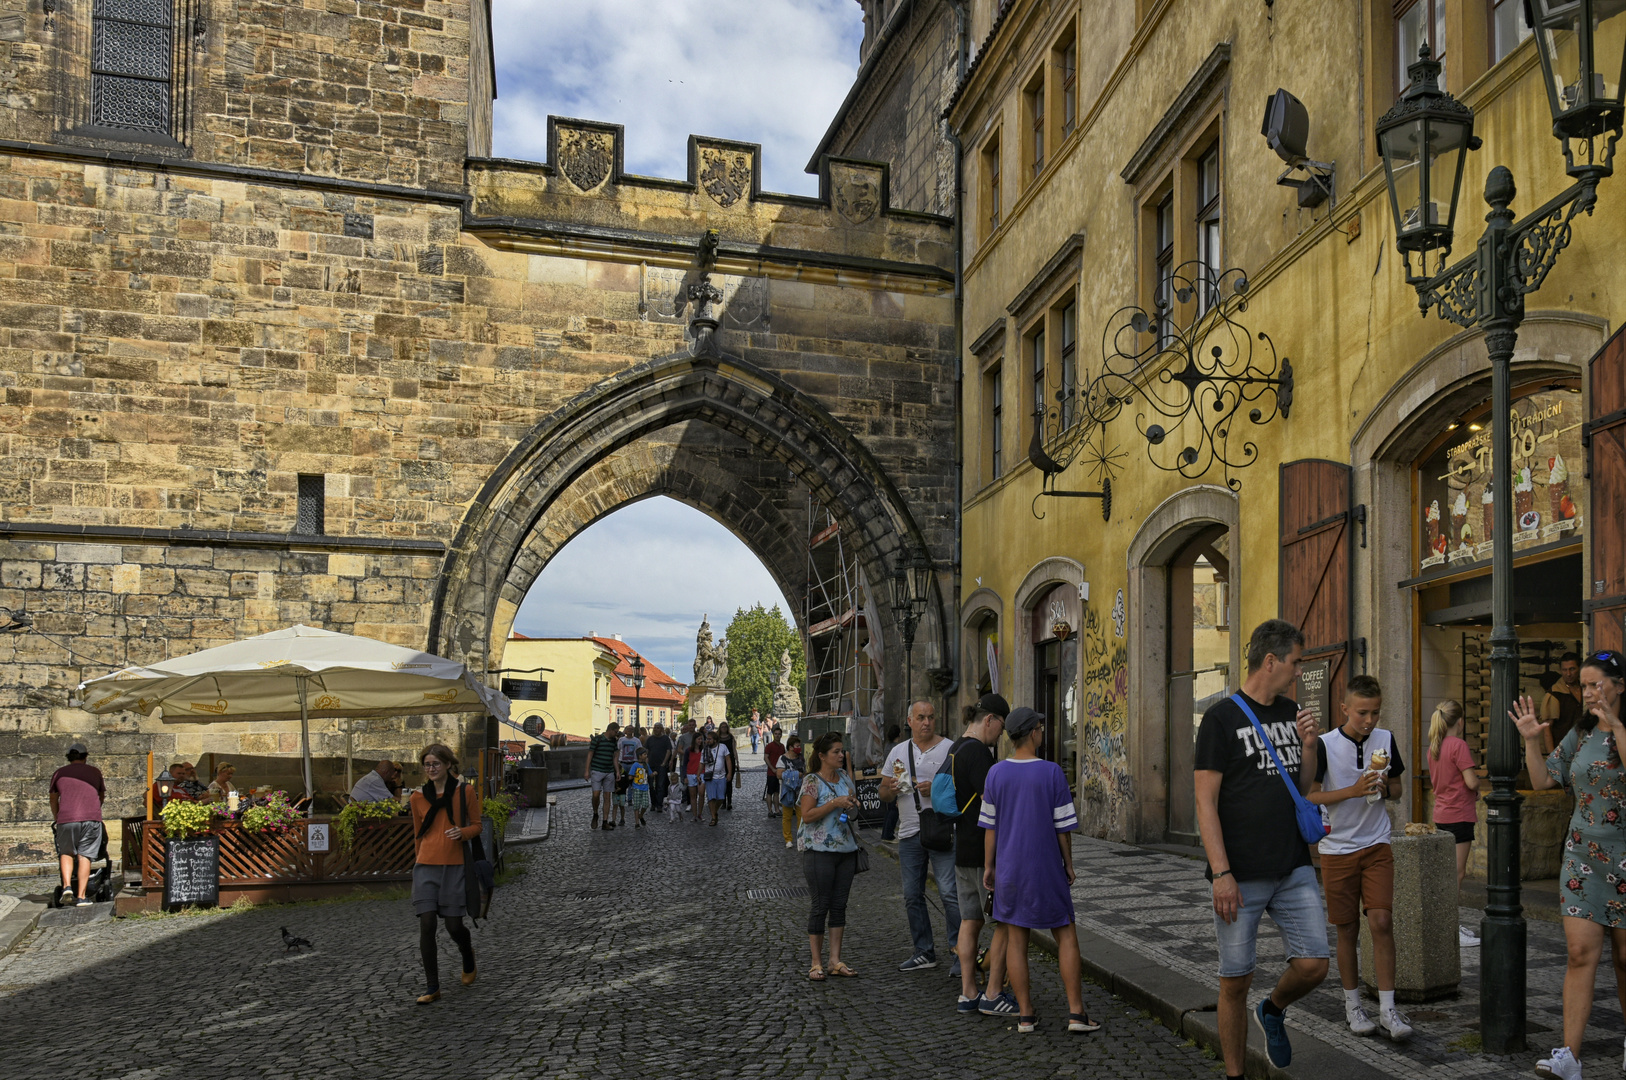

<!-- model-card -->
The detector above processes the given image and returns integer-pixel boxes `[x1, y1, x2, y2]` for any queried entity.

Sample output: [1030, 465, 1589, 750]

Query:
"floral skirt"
[1560, 828, 1626, 926]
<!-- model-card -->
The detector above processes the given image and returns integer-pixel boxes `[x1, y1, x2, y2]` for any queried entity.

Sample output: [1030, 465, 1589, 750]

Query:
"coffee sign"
[1417, 387, 1583, 573]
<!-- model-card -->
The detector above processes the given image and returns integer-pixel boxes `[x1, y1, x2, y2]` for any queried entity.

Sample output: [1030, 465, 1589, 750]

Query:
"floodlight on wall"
[1262, 88, 1335, 207]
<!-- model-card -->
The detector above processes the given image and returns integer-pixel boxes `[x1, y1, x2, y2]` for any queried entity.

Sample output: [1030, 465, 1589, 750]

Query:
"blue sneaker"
[957, 995, 980, 1014]
[898, 953, 937, 972]
[979, 991, 1018, 1016]
[1254, 1000, 1292, 1068]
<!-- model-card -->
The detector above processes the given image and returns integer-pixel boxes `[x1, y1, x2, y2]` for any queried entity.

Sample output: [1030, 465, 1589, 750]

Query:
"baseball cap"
[67, 741, 89, 757]
[1005, 707, 1044, 739]
[976, 692, 1011, 719]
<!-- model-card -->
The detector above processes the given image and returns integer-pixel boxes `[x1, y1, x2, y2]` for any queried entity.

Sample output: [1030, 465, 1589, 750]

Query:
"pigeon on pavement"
[280, 927, 312, 952]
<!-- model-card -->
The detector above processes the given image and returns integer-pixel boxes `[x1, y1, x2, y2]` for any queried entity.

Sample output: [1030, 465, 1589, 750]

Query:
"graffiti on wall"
[1078, 603, 1130, 835]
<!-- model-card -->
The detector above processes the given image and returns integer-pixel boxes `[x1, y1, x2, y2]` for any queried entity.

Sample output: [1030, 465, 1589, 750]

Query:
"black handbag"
[909, 742, 956, 852]
[456, 781, 494, 922]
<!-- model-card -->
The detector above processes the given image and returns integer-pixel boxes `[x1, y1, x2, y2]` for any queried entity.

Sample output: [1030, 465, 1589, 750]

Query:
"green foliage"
[335, 798, 401, 849]
[494, 850, 528, 887]
[722, 603, 805, 728]
[483, 793, 518, 836]
[238, 791, 303, 834]
[159, 799, 222, 839]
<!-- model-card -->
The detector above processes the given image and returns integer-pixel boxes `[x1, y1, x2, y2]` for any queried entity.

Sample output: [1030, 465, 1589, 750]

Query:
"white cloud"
[490, 0, 863, 194]
[513, 497, 796, 684]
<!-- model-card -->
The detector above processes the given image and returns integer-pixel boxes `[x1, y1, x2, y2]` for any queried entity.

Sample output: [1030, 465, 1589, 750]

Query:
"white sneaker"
[1536, 1046, 1582, 1080]
[1459, 925, 1481, 947]
[1346, 1004, 1377, 1036]
[1378, 1006, 1413, 1042]
[785, 840, 793, 848]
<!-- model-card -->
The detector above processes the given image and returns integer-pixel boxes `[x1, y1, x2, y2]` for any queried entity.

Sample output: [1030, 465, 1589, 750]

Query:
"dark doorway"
[1166, 525, 1231, 845]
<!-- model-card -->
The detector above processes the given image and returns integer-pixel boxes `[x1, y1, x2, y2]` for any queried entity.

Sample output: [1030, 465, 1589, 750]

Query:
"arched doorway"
[429, 344, 944, 730]
[1126, 486, 1241, 844]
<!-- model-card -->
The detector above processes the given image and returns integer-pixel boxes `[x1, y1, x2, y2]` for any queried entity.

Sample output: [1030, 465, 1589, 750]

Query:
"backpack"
[930, 739, 980, 818]
[780, 763, 802, 808]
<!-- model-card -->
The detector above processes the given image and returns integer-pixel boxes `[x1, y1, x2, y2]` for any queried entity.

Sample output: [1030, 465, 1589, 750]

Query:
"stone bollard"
[1358, 829, 1461, 1002]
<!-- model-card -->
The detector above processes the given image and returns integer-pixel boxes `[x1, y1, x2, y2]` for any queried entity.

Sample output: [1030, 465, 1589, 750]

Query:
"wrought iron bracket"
[1031, 475, 1111, 522]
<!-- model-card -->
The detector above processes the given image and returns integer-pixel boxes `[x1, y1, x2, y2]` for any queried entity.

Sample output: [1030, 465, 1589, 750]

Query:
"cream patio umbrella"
[77, 624, 511, 802]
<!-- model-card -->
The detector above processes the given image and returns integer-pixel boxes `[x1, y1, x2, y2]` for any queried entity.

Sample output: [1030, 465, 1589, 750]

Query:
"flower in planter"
[238, 791, 304, 835]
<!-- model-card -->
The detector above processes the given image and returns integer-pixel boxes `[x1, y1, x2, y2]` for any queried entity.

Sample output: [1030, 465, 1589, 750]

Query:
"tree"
[723, 603, 805, 728]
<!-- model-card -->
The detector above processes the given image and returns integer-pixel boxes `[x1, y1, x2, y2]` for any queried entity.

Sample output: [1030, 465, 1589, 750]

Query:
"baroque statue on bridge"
[692, 615, 723, 687]
[773, 647, 802, 721]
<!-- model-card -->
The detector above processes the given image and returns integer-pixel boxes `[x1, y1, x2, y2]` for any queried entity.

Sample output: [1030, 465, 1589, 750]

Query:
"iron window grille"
[296, 474, 326, 535]
[90, 0, 178, 135]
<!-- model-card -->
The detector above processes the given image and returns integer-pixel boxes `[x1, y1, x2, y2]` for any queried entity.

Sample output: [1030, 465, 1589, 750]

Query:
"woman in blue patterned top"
[799, 731, 860, 981]
[1513, 650, 1626, 1080]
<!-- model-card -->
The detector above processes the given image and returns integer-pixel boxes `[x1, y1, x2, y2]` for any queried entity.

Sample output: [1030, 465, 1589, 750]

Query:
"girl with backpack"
[777, 735, 805, 848]
[409, 743, 482, 1004]
[799, 731, 861, 980]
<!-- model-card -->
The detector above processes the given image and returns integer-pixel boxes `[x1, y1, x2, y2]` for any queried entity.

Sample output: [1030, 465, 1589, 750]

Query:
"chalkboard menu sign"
[852, 769, 883, 828]
[1295, 659, 1332, 732]
[163, 836, 220, 909]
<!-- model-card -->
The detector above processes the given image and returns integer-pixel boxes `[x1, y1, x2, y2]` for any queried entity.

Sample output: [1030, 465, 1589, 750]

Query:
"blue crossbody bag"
[1229, 693, 1328, 845]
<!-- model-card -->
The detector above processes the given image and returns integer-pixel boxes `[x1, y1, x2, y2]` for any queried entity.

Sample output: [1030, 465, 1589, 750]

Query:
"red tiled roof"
[590, 637, 688, 710]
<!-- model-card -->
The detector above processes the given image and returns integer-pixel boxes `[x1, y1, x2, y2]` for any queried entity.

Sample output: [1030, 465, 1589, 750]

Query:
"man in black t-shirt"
[1194, 620, 1329, 1078]
[950, 693, 1016, 1016]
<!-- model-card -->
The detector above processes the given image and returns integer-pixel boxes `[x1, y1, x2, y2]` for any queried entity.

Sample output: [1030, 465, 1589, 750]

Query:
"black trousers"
[803, 849, 858, 935]
[650, 768, 670, 808]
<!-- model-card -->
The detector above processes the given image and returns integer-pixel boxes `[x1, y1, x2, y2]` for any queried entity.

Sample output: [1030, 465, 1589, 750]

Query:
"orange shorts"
[1320, 844, 1394, 926]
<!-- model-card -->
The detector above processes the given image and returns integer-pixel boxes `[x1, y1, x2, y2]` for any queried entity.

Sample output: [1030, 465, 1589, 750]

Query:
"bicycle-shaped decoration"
[1080, 261, 1293, 491]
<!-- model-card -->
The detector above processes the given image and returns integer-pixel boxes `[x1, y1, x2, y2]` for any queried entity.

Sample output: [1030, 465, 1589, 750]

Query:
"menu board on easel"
[1295, 659, 1332, 732]
[163, 835, 220, 909]
[852, 768, 883, 828]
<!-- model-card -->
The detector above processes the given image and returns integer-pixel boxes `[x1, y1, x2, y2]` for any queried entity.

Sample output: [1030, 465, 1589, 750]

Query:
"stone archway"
[430, 347, 938, 719]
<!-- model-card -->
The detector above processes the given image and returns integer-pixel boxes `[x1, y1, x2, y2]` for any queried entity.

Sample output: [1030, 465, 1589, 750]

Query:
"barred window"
[91, 0, 174, 134]
[296, 474, 326, 535]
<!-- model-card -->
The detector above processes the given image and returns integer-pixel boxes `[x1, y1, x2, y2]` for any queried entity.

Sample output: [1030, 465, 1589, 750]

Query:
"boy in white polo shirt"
[1308, 674, 1410, 1042]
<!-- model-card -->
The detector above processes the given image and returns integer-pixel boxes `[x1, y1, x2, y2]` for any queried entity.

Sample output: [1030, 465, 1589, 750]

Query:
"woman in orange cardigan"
[409, 743, 483, 1004]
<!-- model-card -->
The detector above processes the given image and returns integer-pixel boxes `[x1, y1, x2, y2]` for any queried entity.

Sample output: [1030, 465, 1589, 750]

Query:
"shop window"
[1195, 143, 1221, 314]
[1489, 0, 1532, 63]
[1058, 301, 1077, 428]
[1153, 191, 1174, 349]
[983, 134, 1002, 236]
[296, 474, 325, 535]
[1024, 70, 1046, 182]
[985, 361, 1004, 482]
[1397, 0, 1446, 92]
[1058, 34, 1077, 139]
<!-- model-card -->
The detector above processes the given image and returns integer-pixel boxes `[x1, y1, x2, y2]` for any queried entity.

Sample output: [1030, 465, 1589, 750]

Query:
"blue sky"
[490, 0, 864, 194]
[495, 3, 860, 676]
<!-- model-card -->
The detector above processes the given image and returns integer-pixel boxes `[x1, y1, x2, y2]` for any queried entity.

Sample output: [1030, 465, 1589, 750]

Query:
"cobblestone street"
[0, 772, 1221, 1080]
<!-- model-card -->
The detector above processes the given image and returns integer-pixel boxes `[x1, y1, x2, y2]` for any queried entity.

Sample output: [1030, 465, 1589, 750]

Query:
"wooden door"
[1586, 325, 1626, 651]
[1280, 460, 1353, 716]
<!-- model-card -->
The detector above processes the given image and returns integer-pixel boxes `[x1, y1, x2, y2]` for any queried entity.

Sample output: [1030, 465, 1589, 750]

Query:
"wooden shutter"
[1280, 459, 1353, 705]
[1586, 325, 1626, 652]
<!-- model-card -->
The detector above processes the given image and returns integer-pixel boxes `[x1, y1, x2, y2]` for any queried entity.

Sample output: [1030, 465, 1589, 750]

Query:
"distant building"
[592, 637, 689, 732]
[502, 635, 621, 741]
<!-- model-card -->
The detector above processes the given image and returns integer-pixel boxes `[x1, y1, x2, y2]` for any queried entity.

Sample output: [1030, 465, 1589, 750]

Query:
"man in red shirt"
[763, 725, 787, 817]
[49, 741, 106, 908]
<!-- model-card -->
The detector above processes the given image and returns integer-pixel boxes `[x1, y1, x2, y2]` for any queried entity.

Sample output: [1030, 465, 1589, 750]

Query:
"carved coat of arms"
[558, 129, 613, 192]
[830, 164, 880, 224]
[699, 149, 752, 208]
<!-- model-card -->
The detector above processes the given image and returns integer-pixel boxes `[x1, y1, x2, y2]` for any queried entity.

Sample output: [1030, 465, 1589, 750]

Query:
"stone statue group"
[692, 615, 729, 687]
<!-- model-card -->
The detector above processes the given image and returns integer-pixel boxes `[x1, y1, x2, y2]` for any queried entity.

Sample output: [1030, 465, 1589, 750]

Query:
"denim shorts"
[1213, 864, 1330, 978]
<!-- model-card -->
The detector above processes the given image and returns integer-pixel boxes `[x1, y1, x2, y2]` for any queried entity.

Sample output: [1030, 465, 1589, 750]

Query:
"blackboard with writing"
[852, 770, 883, 828]
[1295, 659, 1333, 732]
[163, 836, 220, 909]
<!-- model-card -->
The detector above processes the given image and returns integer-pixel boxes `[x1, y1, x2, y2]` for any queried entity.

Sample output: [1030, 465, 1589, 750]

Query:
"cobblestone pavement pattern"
[0, 771, 1222, 1080]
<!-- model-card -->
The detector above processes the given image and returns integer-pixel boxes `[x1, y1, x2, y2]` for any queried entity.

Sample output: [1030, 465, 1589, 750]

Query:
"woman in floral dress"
[1514, 651, 1626, 1080]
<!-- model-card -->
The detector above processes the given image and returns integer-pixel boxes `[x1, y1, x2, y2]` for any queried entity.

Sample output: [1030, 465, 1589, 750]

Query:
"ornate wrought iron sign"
[1080, 262, 1292, 491]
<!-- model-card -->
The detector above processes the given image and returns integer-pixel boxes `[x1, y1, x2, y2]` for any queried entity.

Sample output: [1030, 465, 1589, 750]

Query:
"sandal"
[1017, 1015, 1038, 1033]
[1067, 1012, 1101, 1033]
[808, 966, 826, 982]
[828, 961, 859, 977]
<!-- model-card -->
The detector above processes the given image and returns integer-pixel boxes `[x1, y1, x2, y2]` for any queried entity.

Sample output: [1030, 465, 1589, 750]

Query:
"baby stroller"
[57, 822, 116, 906]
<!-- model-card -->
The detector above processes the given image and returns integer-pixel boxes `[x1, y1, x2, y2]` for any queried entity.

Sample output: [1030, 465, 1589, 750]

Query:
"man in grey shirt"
[350, 760, 398, 803]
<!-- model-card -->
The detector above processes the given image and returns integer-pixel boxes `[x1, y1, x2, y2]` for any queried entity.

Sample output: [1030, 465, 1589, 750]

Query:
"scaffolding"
[801, 498, 879, 761]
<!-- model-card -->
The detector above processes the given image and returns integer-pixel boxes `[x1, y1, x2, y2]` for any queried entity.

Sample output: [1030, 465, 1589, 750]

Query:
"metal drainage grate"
[747, 886, 809, 900]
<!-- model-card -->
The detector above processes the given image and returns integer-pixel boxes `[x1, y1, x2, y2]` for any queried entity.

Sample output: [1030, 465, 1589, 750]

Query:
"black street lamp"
[1376, 9, 1624, 1052]
[629, 652, 646, 732]
[889, 547, 933, 711]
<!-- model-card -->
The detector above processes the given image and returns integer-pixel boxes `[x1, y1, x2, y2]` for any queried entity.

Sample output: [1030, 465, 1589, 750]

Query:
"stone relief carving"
[558, 128, 614, 192]
[831, 164, 880, 225]
[699, 148, 752, 208]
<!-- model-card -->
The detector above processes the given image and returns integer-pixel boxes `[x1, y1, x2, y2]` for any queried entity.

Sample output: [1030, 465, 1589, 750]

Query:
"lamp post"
[629, 653, 646, 733]
[889, 547, 933, 710]
[1376, 8, 1624, 1051]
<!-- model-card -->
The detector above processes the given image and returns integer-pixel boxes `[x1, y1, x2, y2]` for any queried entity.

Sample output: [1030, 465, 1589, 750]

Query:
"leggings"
[419, 912, 474, 989]
[803, 849, 858, 935]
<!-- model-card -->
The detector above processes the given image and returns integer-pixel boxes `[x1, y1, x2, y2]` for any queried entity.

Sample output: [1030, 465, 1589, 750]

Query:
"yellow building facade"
[501, 636, 620, 742]
[949, 0, 1625, 845]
